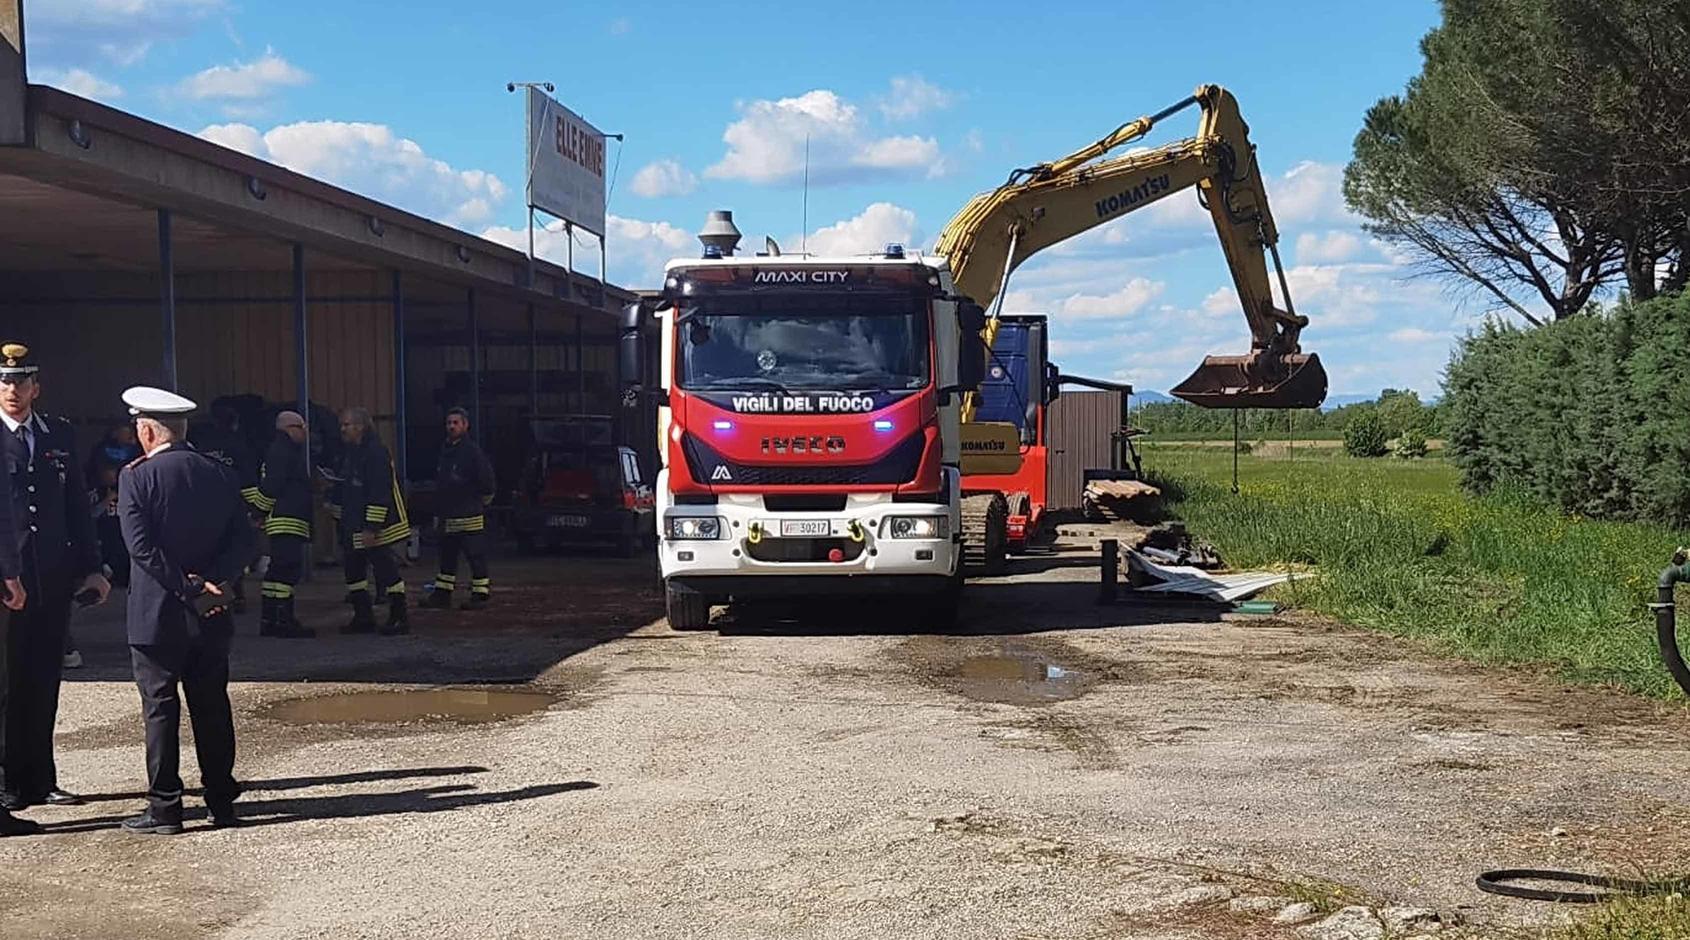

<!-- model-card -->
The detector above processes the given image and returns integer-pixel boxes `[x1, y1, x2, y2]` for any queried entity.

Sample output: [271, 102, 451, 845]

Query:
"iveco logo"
[760, 435, 846, 455]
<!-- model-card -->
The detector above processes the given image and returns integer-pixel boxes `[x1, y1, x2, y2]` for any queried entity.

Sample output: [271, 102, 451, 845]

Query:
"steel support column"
[292, 242, 312, 580]
[575, 312, 585, 412]
[158, 209, 177, 387]
[467, 287, 480, 443]
[393, 270, 408, 483]
[527, 302, 538, 416]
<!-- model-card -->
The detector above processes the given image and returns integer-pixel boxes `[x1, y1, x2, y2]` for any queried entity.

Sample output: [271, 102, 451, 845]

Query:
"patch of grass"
[1276, 875, 1370, 914]
[1142, 444, 1690, 698]
[1553, 894, 1690, 939]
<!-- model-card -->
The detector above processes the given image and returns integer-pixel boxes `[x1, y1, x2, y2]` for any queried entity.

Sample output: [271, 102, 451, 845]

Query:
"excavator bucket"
[1170, 352, 1328, 410]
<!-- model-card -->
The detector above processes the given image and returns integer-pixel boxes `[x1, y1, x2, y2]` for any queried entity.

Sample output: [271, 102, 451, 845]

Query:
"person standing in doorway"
[116, 387, 255, 834]
[337, 408, 411, 636]
[0, 343, 108, 816]
[423, 408, 496, 611]
[248, 411, 315, 639]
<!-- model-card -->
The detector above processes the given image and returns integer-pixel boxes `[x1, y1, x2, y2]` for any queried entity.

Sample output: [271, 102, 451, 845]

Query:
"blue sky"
[24, 0, 1471, 397]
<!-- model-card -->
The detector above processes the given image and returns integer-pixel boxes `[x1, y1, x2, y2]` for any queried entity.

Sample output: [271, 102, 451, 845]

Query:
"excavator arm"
[936, 84, 1326, 411]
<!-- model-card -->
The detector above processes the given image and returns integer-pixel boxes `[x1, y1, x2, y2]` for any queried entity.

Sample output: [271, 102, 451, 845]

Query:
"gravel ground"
[0, 536, 1685, 939]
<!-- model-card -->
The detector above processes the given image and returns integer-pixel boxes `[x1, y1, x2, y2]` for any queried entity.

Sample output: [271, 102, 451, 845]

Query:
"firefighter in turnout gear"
[423, 408, 496, 610]
[336, 408, 411, 635]
[247, 411, 315, 639]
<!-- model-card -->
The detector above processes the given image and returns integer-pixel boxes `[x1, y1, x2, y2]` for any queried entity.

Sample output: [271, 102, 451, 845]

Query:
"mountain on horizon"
[1127, 390, 1437, 411]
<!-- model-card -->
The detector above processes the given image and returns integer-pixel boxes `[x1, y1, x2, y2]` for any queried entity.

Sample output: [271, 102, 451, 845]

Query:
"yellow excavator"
[936, 84, 1328, 567]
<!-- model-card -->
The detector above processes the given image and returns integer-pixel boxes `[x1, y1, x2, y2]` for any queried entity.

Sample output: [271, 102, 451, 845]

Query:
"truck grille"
[682, 432, 926, 488]
[746, 537, 866, 564]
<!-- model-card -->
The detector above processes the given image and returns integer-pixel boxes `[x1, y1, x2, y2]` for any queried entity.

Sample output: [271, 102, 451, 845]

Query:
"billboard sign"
[527, 87, 607, 237]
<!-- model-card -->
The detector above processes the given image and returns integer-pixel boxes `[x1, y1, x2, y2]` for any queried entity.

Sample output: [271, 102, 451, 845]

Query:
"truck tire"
[665, 582, 710, 631]
[960, 493, 1009, 576]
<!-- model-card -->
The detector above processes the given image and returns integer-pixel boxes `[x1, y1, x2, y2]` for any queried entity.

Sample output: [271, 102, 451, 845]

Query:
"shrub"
[1394, 426, 1430, 459]
[1344, 410, 1389, 458]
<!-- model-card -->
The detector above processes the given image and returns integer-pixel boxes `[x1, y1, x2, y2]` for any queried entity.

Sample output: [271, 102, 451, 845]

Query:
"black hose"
[1655, 561, 1690, 697]
[1476, 869, 1688, 904]
[1473, 560, 1690, 904]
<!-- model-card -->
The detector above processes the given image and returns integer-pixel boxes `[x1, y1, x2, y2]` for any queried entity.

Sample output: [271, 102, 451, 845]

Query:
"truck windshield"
[677, 296, 931, 392]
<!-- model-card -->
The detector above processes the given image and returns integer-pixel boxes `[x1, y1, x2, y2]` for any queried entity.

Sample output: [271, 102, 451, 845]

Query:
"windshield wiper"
[701, 378, 795, 395]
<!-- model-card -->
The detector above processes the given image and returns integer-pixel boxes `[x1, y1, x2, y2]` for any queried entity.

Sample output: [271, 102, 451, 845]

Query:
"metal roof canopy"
[0, 86, 633, 313]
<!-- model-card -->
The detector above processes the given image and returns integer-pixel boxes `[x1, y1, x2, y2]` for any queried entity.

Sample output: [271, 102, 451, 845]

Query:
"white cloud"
[27, 0, 225, 66]
[34, 68, 124, 100]
[1271, 161, 1356, 227]
[630, 159, 698, 199]
[608, 16, 632, 35]
[1044, 278, 1166, 321]
[963, 129, 985, 153]
[198, 121, 508, 228]
[797, 203, 921, 257]
[705, 89, 945, 185]
[1295, 230, 1363, 264]
[485, 214, 692, 288]
[178, 50, 311, 103]
[879, 75, 955, 121]
[1201, 287, 1237, 318]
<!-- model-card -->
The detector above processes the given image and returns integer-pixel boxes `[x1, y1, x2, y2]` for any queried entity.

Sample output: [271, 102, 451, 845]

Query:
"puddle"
[955, 654, 1087, 705]
[260, 688, 559, 725]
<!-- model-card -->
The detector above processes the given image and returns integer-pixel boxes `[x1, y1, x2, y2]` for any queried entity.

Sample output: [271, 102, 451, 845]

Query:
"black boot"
[379, 593, 410, 636]
[341, 594, 377, 634]
[276, 597, 316, 639]
[257, 596, 280, 637]
[420, 587, 452, 609]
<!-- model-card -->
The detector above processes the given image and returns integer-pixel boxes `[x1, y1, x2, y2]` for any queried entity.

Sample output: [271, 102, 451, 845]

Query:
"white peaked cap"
[122, 386, 198, 418]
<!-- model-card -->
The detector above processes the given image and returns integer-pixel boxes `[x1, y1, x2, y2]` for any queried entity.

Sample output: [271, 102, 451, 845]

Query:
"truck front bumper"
[659, 500, 959, 587]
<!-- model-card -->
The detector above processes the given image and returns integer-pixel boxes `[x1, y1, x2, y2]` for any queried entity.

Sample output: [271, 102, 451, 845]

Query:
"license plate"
[779, 520, 831, 537]
[548, 515, 589, 528]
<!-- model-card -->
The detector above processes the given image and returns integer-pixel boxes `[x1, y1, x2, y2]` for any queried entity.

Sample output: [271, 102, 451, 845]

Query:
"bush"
[1393, 426, 1430, 459]
[1444, 290, 1690, 525]
[1343, 410, 1389, 458]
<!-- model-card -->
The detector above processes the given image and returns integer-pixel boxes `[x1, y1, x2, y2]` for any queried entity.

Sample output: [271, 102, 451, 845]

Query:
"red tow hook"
[827, 548, 846, 563]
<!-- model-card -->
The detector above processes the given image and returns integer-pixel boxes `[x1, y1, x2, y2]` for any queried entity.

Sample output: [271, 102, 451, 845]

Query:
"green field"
[1140, 443, 1690, 699]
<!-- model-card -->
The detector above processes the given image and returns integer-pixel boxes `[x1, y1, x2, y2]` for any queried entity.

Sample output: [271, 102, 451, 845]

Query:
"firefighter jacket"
[435, 436, 495, 531]
[250, 433, 313, 538]
[338, 436, 410, 548]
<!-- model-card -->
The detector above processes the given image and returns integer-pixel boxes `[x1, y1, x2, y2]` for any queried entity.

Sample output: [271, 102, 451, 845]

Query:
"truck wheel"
[1005, 491, 1033, 555]
[665, 583, 711, 631]
[961, 493, 1009, 577]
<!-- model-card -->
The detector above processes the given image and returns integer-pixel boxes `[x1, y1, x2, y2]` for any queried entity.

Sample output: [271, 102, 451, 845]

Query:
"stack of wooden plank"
[1082, 479, 1162, 523]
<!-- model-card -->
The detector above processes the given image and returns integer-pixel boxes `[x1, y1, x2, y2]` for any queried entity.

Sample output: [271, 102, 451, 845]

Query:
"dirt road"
[1, 538, 1685, 939]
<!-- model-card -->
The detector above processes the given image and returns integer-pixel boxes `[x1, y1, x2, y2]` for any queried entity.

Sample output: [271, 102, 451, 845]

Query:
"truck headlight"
[667, 516, 723, 540]
[881, 516, 947, 539]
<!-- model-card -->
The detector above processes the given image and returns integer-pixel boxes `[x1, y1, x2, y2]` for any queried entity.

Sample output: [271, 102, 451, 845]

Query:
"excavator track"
[960, 493, 1009, 576]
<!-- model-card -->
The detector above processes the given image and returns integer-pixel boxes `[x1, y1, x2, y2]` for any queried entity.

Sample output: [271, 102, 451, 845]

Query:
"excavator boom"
[936, 85, 1326, 410]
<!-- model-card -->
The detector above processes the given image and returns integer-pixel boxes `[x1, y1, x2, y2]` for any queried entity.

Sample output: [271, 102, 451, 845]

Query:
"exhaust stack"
[698, 210, 742, 258]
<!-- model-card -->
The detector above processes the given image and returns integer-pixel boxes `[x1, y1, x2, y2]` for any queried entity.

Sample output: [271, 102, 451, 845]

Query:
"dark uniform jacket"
[190, 425, 260, 506]
[117, 444, 258, 646]
[250, 434, 312, 538]
[3, 412, 100, 592]
[435, 437, 496, 523]
[338, 437, 409, 548]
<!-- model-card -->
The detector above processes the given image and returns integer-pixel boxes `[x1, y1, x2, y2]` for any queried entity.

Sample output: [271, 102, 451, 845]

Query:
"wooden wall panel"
[1046, 390, 1123, 511]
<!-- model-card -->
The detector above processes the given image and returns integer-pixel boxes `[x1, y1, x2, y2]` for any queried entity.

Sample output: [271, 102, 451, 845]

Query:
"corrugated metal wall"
[0, 269, 398, 447]
[1045, 390, 1123, 510]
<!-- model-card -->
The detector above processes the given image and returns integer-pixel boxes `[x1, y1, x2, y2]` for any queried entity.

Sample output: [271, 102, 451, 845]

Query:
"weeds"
[1550, 894, 1690, 940]
[1144, 445, 1690, 699]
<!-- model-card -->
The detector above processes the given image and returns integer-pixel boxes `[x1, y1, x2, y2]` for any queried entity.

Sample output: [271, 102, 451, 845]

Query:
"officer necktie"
[13, 423, 27, 462]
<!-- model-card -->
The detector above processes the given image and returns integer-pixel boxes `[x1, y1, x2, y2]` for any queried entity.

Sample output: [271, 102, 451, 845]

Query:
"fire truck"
[618, 213, 986, 630]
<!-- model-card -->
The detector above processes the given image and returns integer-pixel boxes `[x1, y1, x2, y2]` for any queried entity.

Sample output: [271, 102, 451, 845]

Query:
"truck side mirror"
[1045, 362, 1062, 405]
[618, 302, 645, 396]
[957, 326, 987, 393]
[958, 300, 987, 333]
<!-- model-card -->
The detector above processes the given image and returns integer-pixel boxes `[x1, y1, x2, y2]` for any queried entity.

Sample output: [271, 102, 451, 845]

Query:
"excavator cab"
[1171, 350, 1328, 410]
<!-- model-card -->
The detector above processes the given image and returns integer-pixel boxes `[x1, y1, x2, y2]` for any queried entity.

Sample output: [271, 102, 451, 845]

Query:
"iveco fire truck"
[618, 212, 987, 630]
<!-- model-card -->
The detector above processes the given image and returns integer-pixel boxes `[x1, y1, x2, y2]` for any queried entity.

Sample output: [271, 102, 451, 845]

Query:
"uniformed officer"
[190, 402, 259, 614]
[337, 407, 412, 636]
[423, 407, 496, 611]
[247, 411, 315, 639]
[117, 386, 256, 834]
[0, 343, 108, 816]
